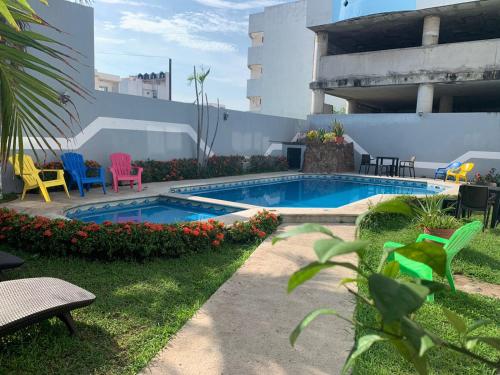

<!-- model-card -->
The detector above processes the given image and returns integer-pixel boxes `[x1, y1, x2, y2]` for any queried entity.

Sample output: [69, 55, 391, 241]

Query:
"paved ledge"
[0, 172, 458, 225]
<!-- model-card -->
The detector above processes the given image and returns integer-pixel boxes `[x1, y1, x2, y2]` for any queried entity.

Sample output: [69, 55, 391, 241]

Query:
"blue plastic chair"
[61, 153, 106, 197]
[434, 161, 462, 180]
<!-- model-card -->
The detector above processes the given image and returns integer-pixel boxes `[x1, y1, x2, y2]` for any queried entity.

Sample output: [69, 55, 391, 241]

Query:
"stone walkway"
[141, 224, 357, 375]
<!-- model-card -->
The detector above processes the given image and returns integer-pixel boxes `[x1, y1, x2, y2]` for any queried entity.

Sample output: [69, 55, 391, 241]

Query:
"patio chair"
[399, 156, 416, 178]
[446, 162, 475, 183]
[383, 221, 483, 301]
[62, 152, 106, 197]
[109, 153, 143, 192]
[0, 251, 24, 280]
[0, 277, 95, 337]
[358, 154, 377, 174]
[434, 161, 462, 180]
[456, 185, 494, 230]
[8, 155, 70, 203]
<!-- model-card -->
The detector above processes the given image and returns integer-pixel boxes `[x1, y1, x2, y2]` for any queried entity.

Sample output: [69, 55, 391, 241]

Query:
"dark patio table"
[488, 186, 500, 228]
[375, 157, 400, 177]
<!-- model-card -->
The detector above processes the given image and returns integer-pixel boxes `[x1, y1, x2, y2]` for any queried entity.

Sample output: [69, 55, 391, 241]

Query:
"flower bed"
[0, 209, 281, 261]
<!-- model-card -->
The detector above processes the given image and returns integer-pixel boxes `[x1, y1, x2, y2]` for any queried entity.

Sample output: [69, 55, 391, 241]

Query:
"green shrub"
[248, 155, 288, 173]
[0, 209, 281, 261]
[135, 156, 245, 183]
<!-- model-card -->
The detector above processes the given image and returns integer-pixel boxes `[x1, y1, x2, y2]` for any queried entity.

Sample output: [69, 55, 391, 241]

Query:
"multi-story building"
[95, 70, 120, 93]
[119, 72, 170, 100]
[95, 71, 171, 100]
[247, 1, 345, 119]
[307, 0, 500, 114]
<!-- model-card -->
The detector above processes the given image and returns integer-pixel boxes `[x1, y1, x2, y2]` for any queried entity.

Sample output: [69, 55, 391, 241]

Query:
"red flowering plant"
[228, 210, 282, 244]
[0, 209, 280, 261]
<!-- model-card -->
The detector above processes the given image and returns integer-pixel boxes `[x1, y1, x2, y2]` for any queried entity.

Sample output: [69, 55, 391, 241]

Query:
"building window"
[98, 86, 109, 92]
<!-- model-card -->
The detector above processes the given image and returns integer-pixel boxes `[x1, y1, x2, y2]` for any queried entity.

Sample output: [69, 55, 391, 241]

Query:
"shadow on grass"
[0, 245, 255, 375]
[457, 248, 500, 273]
[0, 320, 121, 374]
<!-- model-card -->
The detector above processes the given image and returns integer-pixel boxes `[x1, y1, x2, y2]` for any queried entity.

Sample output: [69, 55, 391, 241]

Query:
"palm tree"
[0, 0, 91, 196]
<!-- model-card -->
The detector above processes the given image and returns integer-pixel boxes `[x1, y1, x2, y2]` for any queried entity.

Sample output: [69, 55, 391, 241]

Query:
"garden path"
[141, 224, 357, 375]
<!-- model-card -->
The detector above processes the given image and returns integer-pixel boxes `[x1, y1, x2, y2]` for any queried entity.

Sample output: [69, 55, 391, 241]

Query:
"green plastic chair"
[383, 221, 483, 301]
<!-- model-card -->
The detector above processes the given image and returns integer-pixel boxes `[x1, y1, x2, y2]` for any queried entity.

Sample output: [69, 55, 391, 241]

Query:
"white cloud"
[96, 0, 163, 8]
[119, 11, 245, 52]
[95, 36, 127, 44]
[102, 21, 117, 30]
[195, 0, 282, 10]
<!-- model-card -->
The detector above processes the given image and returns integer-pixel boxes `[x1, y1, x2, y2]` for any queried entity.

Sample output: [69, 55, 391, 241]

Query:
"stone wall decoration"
[302, 142, 355, 173]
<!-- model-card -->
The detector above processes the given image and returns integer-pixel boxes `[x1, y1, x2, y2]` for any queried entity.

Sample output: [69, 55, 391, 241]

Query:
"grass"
[354, 218, 500, 375]
[0, 243, 257, 375]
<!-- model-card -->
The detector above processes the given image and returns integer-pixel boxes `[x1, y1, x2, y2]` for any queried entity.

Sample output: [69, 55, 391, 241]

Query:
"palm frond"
[0, 0, 92, 170]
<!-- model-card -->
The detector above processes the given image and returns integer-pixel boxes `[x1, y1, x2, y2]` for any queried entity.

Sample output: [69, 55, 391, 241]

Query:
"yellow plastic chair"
[446, 162, 474, 183]
[9, 155, 70, 202]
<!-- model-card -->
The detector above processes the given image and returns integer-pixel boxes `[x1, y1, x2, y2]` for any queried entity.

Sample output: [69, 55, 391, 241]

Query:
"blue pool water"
[67, 199, 237, 224]
[189, 178, 439, 208]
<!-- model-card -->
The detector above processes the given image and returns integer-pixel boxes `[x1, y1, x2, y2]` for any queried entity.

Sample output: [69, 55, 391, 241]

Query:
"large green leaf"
[273, 223, 338, 245]
[288, 261, 358, 293]
[471, 337, 500, 351]
[368, 274, 429, 323]
[392, 339, 429, 375]
[314, 239, 368, 263]
[466, 319, 492, 334]
[342, 335, 386, 374]
[393, 242, 447, 277]
[442, 308, 467, 335]
[290, 308, 338, 346]
[401, 317, 435, 357]
[382, 261, 400, 278]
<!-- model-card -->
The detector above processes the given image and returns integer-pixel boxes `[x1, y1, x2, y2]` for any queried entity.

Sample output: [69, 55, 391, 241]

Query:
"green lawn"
[0, 243, 257, 375]
[354, 220, 500, 374]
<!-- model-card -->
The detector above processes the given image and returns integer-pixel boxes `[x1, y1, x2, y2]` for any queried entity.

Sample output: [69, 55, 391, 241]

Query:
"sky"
[93, 0, 293, 111]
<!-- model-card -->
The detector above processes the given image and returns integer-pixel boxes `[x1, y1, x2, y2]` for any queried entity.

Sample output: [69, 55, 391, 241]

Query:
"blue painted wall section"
[333, 0, 417, 22]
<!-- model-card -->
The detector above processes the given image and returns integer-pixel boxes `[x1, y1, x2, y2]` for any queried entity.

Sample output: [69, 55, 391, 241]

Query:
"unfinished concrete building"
[308, 0, 500, 114]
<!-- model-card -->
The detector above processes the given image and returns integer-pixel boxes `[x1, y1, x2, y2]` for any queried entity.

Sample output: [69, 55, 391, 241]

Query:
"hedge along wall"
[0, 209, 281, 261]
[135, 155, 289, 183]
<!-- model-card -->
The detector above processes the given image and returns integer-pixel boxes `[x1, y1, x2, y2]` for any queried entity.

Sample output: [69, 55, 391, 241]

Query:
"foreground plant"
[0, 0, 91, 164]
[273, 223, 499, 374]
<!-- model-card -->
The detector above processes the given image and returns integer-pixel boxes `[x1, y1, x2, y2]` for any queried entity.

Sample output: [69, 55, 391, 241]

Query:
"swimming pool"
[174, 175, 445, 209]
[66, 197, 240, 224]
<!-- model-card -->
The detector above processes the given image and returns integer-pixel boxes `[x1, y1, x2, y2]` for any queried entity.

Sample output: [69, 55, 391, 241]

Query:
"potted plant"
[332, 120, 345, 144]
[474, 168, 498, 187]
[415, 196, 462, 240]
[322, 132, 335, 143]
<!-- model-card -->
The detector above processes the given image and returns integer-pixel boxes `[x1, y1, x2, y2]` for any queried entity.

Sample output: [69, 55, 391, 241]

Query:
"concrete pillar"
[311, 31, 328, 114]
[347, 100, 359, 114]
[439, 96, 454, 113]
[422, 15, 440, 46]
[416, 84, 435, 114]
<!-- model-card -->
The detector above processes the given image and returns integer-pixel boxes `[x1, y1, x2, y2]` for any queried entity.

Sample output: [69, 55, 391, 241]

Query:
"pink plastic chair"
[109, 153, 143, 192]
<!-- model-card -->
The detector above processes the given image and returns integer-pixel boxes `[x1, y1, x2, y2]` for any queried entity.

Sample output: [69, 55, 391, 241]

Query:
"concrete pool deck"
[141, 224, 358, 375]
[0, 172, 458, 224]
